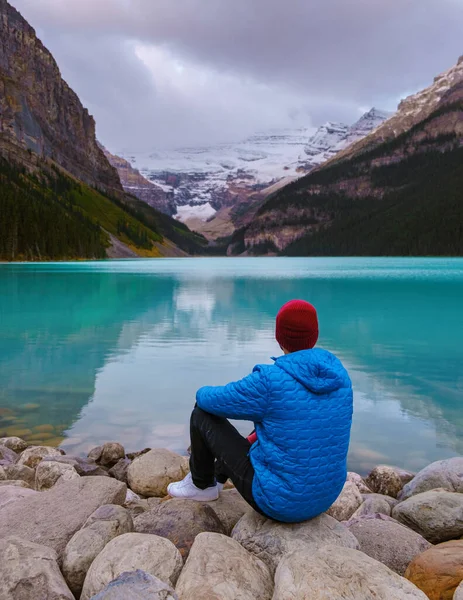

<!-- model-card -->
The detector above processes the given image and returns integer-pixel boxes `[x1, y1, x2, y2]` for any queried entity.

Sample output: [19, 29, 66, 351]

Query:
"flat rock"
[206, 488, 250, 535]
[0, 536, 74, 600]
[175, 532, 273, 600]
[350, 493, 394, 518]
[0, 485, 37, 509]
[405, 540, 463, 600]
[36, 460, 80, 491]
[365, 465, 415, 499]
[346, 513, 432, 575]
[231, 510, 359, 575]
[398, 457, 463, 501]
[44, 455, 109, 477]
[134, 497, 225, 559]
[361, 492, 397, 507]
[80, 533, 183, 600]
[127, 449, 189, 497]
[17, 445, 63, 469]
[62, 504, 133, 597]
[99, 443, 125, 467]
[90, 570, 178, 599]
[0, 444, 19, 464]
[392, 490, 463, 543]
[109, 458, 131, 483]
[346, 472, 372, 493]
[0, 476, 127, 559]
[326, 481, 363, 521]
[0, 479, 32, 488]
[0, 436, 29, 453]
[0, 463, 36, 487]
[273, 544, 428, 599]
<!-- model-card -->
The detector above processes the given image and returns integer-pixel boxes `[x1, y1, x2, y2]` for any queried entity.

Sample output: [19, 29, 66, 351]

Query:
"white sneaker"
[167, 473, 219, 501]
[217, 482, 224, 493]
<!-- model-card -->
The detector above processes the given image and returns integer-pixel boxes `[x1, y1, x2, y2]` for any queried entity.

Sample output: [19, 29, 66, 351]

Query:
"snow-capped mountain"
[329, 58, 463, 165]
[301, 108, 392, 168]
[116, 108, 391, 233]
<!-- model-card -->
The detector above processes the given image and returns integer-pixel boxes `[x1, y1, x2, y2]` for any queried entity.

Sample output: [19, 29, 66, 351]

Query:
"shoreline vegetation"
[1, 437, 462, 598]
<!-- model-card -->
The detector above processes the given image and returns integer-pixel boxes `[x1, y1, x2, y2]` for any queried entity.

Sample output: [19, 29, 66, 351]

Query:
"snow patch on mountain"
[176, 202, 217, 222]
[301, 108, 392, 167]
[118, 108, 391, 222]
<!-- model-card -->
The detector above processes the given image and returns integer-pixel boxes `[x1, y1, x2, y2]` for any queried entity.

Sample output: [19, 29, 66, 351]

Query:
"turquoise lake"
[0, 257, 462, 475]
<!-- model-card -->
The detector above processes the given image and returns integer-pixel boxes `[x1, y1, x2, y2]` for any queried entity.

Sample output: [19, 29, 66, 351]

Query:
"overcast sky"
[13, 0, 463, 152]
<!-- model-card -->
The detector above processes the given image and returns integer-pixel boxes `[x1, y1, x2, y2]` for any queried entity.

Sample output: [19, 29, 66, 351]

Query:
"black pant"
[189, 405, 265, 516]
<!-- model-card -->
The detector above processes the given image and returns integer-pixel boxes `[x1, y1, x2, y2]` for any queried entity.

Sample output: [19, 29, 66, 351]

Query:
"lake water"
[0, 257, 462, 475]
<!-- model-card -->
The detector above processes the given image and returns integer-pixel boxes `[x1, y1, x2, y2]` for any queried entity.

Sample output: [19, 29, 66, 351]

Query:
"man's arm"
[196, 366, 268, 421]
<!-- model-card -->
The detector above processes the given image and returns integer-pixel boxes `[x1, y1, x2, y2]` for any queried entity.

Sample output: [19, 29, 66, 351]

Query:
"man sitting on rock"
[168, 300, 353, 523]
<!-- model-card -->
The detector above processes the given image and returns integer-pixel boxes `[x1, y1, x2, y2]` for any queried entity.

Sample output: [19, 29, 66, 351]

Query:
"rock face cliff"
[233, 57, 463, 256]
[0, 0, 122, 193]
[102, 146, 175, 215]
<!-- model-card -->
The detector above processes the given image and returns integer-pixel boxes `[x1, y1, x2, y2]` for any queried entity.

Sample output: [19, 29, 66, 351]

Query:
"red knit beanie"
[275, 300, 319, 353]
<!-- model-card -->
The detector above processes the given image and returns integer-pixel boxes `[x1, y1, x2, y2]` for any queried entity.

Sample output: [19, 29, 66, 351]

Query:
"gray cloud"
[13, 0, 463, 151]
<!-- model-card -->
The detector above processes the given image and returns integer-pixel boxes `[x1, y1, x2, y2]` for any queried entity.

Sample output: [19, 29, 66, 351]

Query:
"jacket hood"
[274, 348, 350, 394]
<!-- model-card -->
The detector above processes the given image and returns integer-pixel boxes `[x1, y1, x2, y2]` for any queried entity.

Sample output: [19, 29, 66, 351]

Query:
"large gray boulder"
[80, 533, 183, 600]
[326, 481, 363, 521]
[206, 489, 250, 535]
[0, 444, 19, 465]
[350, 494, 395, 519]
[134, 498, 225, 559]
[0, 485, 37, 509]
[90, 570, 178, 599]
[398, 457, 463, 501]
[175, 532, 273, 600]
[392, 490, 463, 543]
[0, 536, 74, 600]
[231, 510, 359, 574]
[127, 449, 189, 497]
[365, 465, 415, 499]
[17, 446, 63, 469]
[0, 463, 36, 487]
[345, 513, 432, 575]
[273, 544, 428, 599]
[62, 504, 133, 597]
[36, 460, 80, 491]
[0, 436, 29, 453]
[0, 476, 127, 559]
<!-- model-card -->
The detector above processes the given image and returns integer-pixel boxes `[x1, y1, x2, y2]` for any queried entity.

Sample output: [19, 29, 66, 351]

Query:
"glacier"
[118, 108, 391, 223]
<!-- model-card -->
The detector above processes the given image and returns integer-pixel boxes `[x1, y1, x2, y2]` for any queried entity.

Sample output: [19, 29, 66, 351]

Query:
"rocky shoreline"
[1, 437, 463, 599]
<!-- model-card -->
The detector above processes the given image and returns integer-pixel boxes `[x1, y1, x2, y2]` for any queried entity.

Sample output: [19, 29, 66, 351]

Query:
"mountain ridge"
[230, 57, 463, 256]
[116, 108, 390, 241]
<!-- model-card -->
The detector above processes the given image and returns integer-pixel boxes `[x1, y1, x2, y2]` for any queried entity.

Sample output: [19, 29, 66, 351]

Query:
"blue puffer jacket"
[196, 348, 353, 523]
